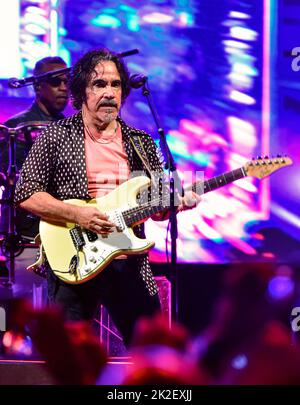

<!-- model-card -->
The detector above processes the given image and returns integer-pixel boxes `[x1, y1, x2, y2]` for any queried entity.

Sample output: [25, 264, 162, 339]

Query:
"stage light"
[223, 40, 251, 50]
[229, 90, 256, 105]
[2, 331, 33, 357]
[142, 12, 174, 24]
[91, 14, 121, 28]
[228, 72, 253, 87]
[232, 62, 258, 77]
[271, 203, 300, 230]
[268, 276, 295, 300]
[231, 354, 248, 370]
[177, 12, 194, 27]
[127, 15, 139, 32]
[227, 116, 257, 148]
[229, 11, 251, 20]
[230, 26, 258, 41]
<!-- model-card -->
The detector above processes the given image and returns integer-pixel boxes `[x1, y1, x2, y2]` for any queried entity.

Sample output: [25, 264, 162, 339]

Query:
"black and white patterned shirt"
[15, 111, 164, 295]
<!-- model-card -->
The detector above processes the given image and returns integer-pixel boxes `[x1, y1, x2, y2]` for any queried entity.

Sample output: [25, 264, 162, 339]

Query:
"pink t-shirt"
[84, 126, 130, 198]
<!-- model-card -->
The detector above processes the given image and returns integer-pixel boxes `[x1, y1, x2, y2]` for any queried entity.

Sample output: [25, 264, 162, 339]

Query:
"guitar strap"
[130, 135, 159, 187]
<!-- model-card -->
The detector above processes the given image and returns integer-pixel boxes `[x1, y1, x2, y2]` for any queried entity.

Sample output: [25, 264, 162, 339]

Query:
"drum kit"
[0, 121, 49, 287]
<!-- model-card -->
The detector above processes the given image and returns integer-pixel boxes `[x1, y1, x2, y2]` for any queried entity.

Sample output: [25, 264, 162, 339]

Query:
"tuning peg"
[264, 155, 272, 165]
[276, 154, 285, 162]
[254, 156, 261, 165]
[259, 156, 267, 164]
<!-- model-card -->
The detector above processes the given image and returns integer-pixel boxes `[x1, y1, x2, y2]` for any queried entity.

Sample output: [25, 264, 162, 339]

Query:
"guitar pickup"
[86, 230, 98, 242]
[70, 226, 85, 250]
[109, 211, 125, 232]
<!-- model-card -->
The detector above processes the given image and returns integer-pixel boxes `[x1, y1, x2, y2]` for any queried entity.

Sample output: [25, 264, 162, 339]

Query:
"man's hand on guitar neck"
[177, 190, 201, 212]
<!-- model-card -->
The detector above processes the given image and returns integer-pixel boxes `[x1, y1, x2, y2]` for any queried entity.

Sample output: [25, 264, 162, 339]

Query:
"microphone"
[7, 67, 71, 89]
[129, 74, 148, 89]
[8, 76, 36, 89]
[118, 48, 139, 58]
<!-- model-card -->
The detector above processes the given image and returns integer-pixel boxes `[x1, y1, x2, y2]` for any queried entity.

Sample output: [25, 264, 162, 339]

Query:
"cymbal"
[14, 121, 50, 131]
[0, 121, 50, 143]
[15, 121, 49, 143]
[0, 121, 49, 144]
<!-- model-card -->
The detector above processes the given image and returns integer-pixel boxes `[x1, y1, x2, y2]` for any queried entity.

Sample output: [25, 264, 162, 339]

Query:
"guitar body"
[39, 176, 154, 284]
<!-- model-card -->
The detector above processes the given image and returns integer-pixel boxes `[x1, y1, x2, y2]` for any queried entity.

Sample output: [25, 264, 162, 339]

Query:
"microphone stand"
[140, 79, 182, 322]
[0, 128, 24, 287]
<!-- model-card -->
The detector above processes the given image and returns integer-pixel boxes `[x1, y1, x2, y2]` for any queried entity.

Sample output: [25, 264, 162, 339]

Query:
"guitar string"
[122, 168, 246, 223]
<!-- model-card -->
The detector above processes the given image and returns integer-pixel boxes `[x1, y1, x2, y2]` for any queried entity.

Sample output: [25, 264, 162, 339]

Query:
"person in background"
[4, 56, 69, 129]
[1, 56, 69, 240]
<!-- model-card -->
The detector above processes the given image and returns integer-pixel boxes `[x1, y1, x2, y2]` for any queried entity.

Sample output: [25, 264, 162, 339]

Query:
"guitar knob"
[91, 245, 98, 252]
[83, 266, 91, 273]
[89, 256, 97, 263]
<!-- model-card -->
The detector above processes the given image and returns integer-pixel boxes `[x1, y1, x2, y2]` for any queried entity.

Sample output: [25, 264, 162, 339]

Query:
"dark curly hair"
[69, 48, 131, 110]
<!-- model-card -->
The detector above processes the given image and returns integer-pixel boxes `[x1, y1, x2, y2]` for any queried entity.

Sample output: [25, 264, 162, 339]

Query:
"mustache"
[97, 100, 118, 109]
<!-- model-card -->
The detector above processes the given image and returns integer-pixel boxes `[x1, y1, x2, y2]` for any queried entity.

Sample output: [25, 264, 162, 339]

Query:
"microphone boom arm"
[8, 48, 140, 89]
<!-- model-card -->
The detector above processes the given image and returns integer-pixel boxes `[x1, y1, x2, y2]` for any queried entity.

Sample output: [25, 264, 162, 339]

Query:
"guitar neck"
[122, 166, 247, 227]
[189, 167, 246, 194]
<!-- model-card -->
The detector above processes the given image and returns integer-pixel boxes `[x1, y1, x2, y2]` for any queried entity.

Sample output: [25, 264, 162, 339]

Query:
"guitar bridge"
[70, 226, 85, 250]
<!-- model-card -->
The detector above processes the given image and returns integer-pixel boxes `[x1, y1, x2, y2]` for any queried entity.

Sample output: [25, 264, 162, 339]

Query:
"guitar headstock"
[244, 155, 293, 179]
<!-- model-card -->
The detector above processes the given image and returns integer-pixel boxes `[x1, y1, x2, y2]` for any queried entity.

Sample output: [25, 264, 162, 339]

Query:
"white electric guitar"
[28, 156, 293, 284]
